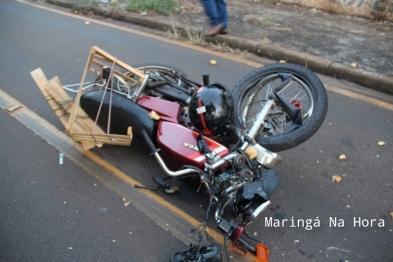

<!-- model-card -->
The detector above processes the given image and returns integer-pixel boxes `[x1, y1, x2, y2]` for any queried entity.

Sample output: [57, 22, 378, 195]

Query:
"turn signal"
[256, 243, 269, 262]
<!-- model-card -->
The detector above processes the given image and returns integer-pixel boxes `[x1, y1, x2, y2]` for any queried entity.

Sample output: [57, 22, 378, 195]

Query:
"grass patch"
[258, 19, 272, 26]
[185, 27, 205, 45]
[126, 0, 181, 15]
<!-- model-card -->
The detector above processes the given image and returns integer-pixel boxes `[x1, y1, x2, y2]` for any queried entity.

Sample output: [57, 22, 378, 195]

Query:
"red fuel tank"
[157, 121, 229, 171]
[137, 96, 182, 123]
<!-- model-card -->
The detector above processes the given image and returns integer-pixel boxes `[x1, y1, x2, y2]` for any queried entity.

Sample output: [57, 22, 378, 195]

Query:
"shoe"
[204, 23, 224, 37]
[219, 29, 228, 35]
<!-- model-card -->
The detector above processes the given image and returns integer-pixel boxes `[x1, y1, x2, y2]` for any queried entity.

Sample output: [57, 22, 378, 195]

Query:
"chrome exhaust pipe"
[140, 129, 197, 177]
[153, 152, 196, 177]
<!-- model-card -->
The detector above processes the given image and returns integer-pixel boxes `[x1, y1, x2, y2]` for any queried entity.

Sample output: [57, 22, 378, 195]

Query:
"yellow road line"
[0, 88, 257, 261]
[326, 84, 393, 111]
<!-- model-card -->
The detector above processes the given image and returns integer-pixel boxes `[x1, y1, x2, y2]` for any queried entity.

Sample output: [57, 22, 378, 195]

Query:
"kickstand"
[134, 184, 161, 191]
[135, 176, 178, 194]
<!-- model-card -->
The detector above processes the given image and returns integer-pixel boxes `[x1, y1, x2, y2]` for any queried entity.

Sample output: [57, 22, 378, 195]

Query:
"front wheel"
[232, 63, 328, 152]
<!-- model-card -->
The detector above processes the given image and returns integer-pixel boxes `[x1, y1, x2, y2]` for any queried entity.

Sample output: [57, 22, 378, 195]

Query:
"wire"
[205, 194, 214, 223]
[224, 229, 233, 262]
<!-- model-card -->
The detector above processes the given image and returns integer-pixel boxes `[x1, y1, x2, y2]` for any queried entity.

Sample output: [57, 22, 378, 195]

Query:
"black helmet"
[188, 83, 234, 136]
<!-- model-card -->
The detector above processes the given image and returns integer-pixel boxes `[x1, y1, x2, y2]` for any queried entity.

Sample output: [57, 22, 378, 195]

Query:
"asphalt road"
[1, 0, 392, 261]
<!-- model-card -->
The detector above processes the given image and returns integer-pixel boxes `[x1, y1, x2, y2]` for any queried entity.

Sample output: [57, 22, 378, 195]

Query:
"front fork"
[241, 99, 275, 150]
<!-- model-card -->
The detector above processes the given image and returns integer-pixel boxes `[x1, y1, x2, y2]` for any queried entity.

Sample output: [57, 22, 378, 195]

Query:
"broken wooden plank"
[69, 131, 132, 146]
[90, 46, 146, 79]
[31, 46, 140, 150]
[44, 79, 100, 150]
[46, 76, 132, 148]
[31, 68, 97, 150]
[66, 48, 95, 133]
[47, 77, 106, 135]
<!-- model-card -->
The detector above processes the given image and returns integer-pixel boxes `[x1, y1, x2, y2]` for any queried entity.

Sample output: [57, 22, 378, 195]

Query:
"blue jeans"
[199, 0, 228, 30]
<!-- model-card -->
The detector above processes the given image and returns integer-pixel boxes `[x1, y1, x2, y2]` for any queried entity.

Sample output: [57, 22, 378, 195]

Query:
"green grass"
[258, 19, 272, 26]
[127, 0, 180, 15]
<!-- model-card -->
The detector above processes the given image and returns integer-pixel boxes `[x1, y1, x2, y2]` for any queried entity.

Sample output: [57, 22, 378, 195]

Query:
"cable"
[224, 229, 233, 262]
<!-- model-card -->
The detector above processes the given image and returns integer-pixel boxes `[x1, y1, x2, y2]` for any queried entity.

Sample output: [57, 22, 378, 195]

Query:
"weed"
[185, 27, 205, 45]
[258, 19, 272, 26]
[168, 15, 181, 39]
[209, 42, 228, 51]
[126, 0, 181, 15]
[208, 42, 252, 59]
[72, 0, 94, 14]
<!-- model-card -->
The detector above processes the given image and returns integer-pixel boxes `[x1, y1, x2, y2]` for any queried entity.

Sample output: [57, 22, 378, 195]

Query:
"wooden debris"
[30, 46, 142, 150]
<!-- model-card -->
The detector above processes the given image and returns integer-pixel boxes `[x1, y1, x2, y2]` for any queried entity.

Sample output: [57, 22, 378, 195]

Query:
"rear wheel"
[91, 63, 193, 104]
[103, 63, 190, 95]
[133, 63, 187, 87]
[232, 63, 328, 152]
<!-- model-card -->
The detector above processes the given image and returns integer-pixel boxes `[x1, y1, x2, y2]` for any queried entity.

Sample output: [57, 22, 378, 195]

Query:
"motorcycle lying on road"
[40, 47, 327, 261]
[79, 62, 328, 261]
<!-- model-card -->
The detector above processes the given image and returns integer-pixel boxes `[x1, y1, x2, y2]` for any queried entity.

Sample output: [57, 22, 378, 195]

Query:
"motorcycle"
[78, 63, 328, 261]
[49, 48, 328, 262]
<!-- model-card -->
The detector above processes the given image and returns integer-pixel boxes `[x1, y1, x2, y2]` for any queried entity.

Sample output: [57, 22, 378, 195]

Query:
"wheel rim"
[111, 65, 184, 96]
[241, 74, 315, 136]
[135, 66, 183, 86]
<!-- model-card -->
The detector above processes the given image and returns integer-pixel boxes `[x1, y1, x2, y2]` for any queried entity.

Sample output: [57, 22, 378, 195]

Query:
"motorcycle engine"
[217, 161, 280, 225]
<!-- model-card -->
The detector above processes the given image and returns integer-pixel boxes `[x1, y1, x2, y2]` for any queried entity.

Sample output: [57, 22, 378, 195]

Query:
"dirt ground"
[177, 0, 393, 77]
[30, 0, 393, 77]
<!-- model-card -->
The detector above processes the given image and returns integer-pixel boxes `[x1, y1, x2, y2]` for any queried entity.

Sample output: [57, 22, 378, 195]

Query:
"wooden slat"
[69, 133, 132, 145]
[46, 84, 98, 149]
[66, 48, 95, 133]
[90, 46, 146, 79]
[30, 46, 139, 150]
[30, 68, 95, 150]
[46, 76, 132, 148]
[48, 77, 106, 135]
[89, 59, 139, 85]
[69, 132, 132, 140]
[30, 68, 67, 125]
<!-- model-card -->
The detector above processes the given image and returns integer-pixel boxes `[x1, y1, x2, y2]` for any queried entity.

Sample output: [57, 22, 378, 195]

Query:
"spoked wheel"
[241, 72, 314, 132]
[133, 63, 187, 87]
[232, 63, 328, 152]
[91, 63, 194, 104]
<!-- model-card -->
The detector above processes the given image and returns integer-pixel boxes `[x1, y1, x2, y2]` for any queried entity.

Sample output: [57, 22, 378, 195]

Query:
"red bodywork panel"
[157, 121, 229, 171]
[137, 96, 182, 123]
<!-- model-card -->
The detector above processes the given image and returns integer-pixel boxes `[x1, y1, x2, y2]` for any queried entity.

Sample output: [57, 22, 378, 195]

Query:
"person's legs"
[199, 0, 221, 26]
[215, 0, 228, 30]
[200, 0, 228, 35]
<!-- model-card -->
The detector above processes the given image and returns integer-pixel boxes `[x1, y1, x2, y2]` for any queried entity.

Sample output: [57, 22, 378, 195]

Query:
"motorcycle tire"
[232, 63, 328, 152]
[92, 63, 192, 103]
[132, 63, 188, 88]
[132, 63, 193, 104]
